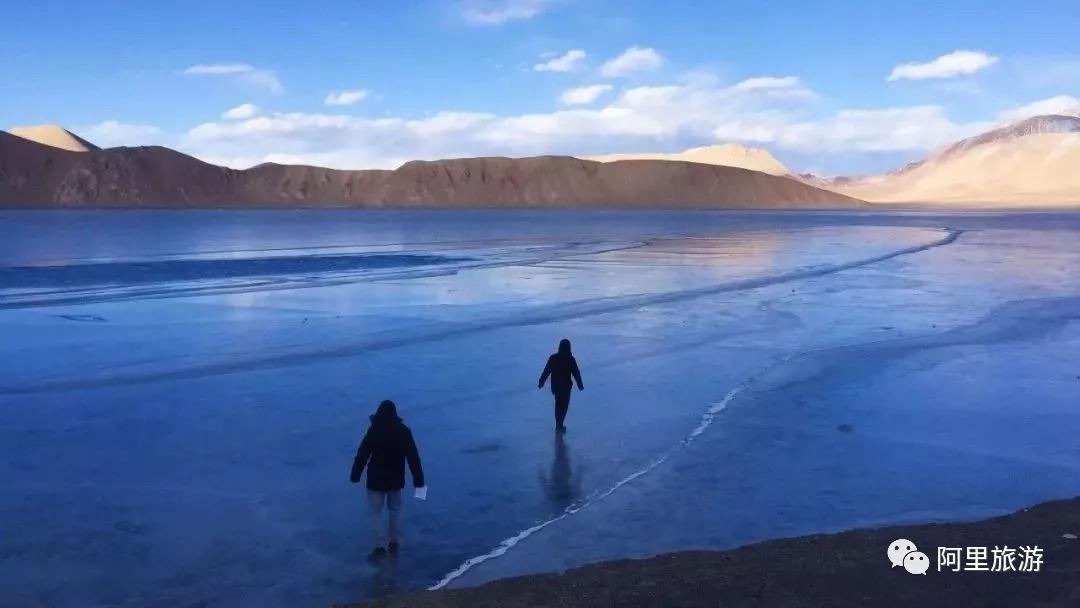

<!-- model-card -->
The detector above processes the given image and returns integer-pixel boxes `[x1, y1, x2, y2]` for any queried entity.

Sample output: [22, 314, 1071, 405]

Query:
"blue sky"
[3, 0, 1080, 174]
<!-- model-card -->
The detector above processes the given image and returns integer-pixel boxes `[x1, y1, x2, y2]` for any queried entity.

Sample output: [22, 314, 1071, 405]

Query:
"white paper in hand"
[414, 486, 428, 501]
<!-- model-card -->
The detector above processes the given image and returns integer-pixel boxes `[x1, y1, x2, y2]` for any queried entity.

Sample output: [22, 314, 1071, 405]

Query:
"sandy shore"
[345, 497, 1080, 607]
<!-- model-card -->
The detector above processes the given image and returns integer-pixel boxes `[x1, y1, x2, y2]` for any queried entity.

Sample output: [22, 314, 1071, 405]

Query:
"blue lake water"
[1, 210, 1079, 607]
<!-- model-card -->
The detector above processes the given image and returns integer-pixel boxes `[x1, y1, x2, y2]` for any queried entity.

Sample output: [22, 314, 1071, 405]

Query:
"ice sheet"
[1, 210, 1079, 607]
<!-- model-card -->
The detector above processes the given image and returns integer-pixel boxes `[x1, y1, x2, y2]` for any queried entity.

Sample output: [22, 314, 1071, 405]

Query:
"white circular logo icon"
[903, 551, 930, 575]
[888, 538, 917, 568]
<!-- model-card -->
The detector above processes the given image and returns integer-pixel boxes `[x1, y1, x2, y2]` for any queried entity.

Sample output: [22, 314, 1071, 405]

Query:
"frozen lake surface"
[1, 210, 1079, 607]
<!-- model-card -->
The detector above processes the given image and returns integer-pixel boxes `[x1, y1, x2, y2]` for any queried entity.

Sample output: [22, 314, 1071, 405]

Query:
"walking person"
[350, 400, 425, 560]
[538, 338, 585, 433]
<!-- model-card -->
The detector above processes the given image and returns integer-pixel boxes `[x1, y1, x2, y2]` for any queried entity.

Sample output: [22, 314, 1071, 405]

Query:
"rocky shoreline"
[346, 497, 1080, 607]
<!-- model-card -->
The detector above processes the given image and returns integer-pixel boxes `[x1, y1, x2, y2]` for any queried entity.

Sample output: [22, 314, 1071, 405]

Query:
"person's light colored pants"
[367, 489, 402, 545]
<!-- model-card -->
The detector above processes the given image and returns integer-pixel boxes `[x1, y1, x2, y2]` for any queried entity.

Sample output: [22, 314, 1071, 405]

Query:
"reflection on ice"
[539, 434, 583, 514]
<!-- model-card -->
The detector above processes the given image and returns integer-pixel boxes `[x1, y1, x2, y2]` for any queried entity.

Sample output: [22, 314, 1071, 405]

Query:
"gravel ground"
[345, 496, 1080, 608]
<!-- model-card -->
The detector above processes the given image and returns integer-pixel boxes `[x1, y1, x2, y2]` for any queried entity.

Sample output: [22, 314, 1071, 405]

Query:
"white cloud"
[731, 76, 816, 100]
[733, 76, 800, 91]
[183, 111, 499, 169]
[601, 47, 663, 77]
[179, 76, 806, 168]
[170, 72, 1019, 174]
[461, 0, 552, 25]
[887, 50, 999, 81]
[534, 49, 586, 73]
[222, 104, 261, 120]
[182, 64, 252, 75]
[616, 85, 682, 107]
[714, 106, 990, 153]
[181, 63, 283, 93]
[559, 84, 612, 105]
[78, 120, 164, 147]
[998, 95, 1080, 123]
[325, 90, 370, 106]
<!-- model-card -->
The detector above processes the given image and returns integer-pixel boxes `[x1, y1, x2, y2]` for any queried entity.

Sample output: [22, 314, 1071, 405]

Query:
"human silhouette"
[350, 400, 424, 560]
[538, 338, 584, 433]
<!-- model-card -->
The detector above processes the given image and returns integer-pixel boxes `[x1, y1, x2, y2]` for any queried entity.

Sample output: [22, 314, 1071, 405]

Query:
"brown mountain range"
[0, 129, 861, 209]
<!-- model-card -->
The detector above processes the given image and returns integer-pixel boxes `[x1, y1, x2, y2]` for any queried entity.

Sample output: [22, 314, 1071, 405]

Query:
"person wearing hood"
[538, 338, 585, 433]
[350, 400, 425, 559]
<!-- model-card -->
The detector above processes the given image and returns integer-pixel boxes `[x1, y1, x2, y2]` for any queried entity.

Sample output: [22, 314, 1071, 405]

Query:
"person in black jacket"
[350, 400, 425, 559]
[538, 338, 584, 433]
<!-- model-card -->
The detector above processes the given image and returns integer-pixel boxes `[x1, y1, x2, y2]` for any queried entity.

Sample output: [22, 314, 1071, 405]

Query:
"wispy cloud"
[715, 106, 990, 153]
[181, 63, 283, 93]
[325, 90, 370, 106]
[460, 0, 553, 25]
[222, 104, 261, 120]
[78, 120, 164, 147]
[559, 84, 612, 105]
[601, 47, 663, 78]
[732, 76, 816, 100]
[998, 95, 1080, 123]
[887, 50, 998, 81]
[178, 72, 1050, 174]
[1009, 55, 1080, 89]
[182, 64, 253, 76]
[933, 80, 985, 96]
[534, 50, 586, 73]
[180, 75, 827, 168]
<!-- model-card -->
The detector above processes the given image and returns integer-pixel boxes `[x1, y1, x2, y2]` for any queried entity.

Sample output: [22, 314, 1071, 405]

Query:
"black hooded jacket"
[538, 339, 584, 396]
[350, 401, 425, 491]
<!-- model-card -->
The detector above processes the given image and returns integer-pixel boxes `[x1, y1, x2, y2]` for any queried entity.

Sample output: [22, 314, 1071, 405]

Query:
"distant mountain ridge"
[0, 130, 860, 209]
[585, 144, 790, 176]
[802, 115, 1080, 206]
[935, 115, 1080, 160]
[8, 114, 1078, 208]
[9, 124, 100, 152]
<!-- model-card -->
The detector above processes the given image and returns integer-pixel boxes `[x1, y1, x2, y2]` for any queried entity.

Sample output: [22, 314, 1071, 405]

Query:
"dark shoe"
[557, 425, 567, 433]
[388, 541, 400, 554]
[368, 546, 387, 561]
